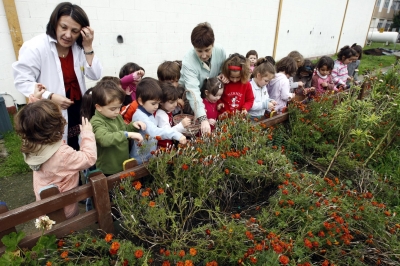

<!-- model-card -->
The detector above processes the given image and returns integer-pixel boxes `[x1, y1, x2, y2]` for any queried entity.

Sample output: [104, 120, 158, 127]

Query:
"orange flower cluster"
[178, 249, 185, 257]
[109, 241, 120, 255]
[105, 233, 113, 243]
[60, 251, 68, 258]
[189, 248, 197, 256]
[135, 249, 144, 258]
[206, 261, 218, 266]
[141, 191, 150, 197]
[157, 188, 164, 195]
[279, 255, 289, 265]
[182, 164, 189, 170]
[149, 201, 156, 207]
[132, 181, 142, 190]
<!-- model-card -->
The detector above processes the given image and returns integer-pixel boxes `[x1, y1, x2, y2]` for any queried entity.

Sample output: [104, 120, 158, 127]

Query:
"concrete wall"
[1, 0, 376, 107]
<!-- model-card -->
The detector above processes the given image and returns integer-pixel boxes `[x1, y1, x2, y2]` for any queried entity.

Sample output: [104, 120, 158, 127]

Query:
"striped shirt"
[331, 60, 348, 86]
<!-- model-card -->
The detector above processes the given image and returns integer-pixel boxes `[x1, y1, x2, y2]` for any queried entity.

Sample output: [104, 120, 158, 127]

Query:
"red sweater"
[219, 81, 254, 113]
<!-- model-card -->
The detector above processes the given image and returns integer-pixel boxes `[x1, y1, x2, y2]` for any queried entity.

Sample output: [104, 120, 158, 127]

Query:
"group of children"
[14, 43, 363, 219]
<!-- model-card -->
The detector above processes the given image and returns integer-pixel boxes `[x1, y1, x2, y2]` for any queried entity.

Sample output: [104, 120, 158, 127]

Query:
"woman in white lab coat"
[12, 2, 102, 150]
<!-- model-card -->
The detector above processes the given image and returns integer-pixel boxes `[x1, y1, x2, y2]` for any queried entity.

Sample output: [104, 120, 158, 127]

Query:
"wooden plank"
[39, 186, 67, 224]
[255, 113, 289, 128]
[0, 210, 98, 255]
[0, 203, 16, 248]
[0, 184, 92, 232]
[90, 174, 114, 234]
[106, 164, 150, 189]
[3, 0, 23, 59]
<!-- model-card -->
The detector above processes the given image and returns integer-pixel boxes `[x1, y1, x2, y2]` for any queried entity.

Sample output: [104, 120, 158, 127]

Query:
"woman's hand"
[51, 94, 74, 109]
[200, 120, 211, 135]
[208, 118, 216, 126]
[81, 26, 94, 50]
[133, 121, 146, 130]
[217, 74, 230, 84]
[33, 83, 46, 99]
[80, 117, 93, 132]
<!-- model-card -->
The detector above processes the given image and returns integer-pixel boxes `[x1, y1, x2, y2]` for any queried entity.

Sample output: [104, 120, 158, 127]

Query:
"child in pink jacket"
[119, 62, 145, 101]
[15, 96, 97, 219]
[311, 56, 337, 96]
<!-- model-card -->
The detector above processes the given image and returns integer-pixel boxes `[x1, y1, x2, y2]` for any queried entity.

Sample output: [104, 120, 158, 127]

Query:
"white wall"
[1, 0, 376, 107]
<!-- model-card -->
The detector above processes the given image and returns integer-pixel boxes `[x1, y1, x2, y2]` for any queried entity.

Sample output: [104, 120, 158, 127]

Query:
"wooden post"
[0, 203, 17, 248]
[272, 0, 283, 59]
[336, 0, 350, 53]
[39, 186, 67, 224]
[365, 0, 379, 46]
[3, 0, 23, 59]
[90, 174, 115, 234]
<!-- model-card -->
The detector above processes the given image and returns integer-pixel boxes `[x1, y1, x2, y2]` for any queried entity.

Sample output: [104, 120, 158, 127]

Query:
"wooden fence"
[0, 112, 291, 255]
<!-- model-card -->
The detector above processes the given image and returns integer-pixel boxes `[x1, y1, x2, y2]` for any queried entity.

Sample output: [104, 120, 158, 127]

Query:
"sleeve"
[154, 110, 170, 128]
[180, 63, 206, 118]
[353, 61, 360, 81]
[311, 74, 319, 90]
[280, 79, 292, 101]
[62, 130, 97, 171]
[289, 77, 298, 91]
[91, 117, 127, 147]
[243, 83, 255, 111]
[120, 74, 134, 88]
[84, 55, 102, 80]
[331, 65, 345, 86]
[327, 76, 337, 91]
[12, 43, 42, 97]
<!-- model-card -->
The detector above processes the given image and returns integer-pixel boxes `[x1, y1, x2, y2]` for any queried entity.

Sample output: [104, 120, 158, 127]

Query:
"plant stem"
[363, 122, 396, 166]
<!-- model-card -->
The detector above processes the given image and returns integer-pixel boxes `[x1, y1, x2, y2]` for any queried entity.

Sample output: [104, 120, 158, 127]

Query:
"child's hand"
[347, 76, 353, 81]
[271, 100, 277, 105]
[297, 81, 304, 88]
[241, 109, 248, 115]
[217, 74, 230, 84]
[132, 121, 146, 130]
[267, 102, 275, 110]
[132, 70, 145, 83]
[125, 87, 132, 96]
[177, 98, 185, 109]
[129, 132, 143, 143]
[181, 117, 191, 127]
[178, 135, 187, 145]
[208, 118, 216, 126]
[217, 103, 224, 110]
[80, 117, 93, 132]
[34, 83, 46, 99]
[321, 82, 328, 87]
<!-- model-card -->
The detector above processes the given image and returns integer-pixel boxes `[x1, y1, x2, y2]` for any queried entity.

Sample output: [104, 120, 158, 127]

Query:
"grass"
[359, 42, 398, 75]
[0, 116, 31, 177]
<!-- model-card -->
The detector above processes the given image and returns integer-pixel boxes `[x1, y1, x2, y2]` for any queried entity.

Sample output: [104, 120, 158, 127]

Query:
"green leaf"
[1, 231, 25, 252]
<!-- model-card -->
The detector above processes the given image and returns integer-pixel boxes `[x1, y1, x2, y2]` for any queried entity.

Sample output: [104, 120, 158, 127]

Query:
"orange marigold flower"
[182, 164, 189, 170]
[58, 240, 64, 247]
[75, 242, 80, 247]
[158, 188, 165, 195]
[318, 231, 325, 237]
[105, 233, 113, 243]
[287, 200, 295, 206]
[312, 241, 319, 247]
[304, 238, 313, 249]
[257, 159, 263, 165]
[321, 260, 329, 266]
[111, 241, 121, 251]
[123, 259, 129, 266]
[177, 262, 184, 266]
[189, 248, 197, 256]
[307, 231, 313, 237]
[155, 136, 162, 141]
[141, 191, 150, 197]
[135, 249, 144, 259]
[149, 201, 156, 207]
[285, 173, 291, 178]
[224, 168, 230, 175]
[249, 217, 256, 223]
[255, 244, 263, 251]
[132, 181, 142, 191]
[129, 171, 136, 177]
[232, 213, 240, 219]
[384, 210, 391, 216]
[279, 255, 290, 265]
[205, 229, 211, 235]
[206, 261, 218, 266]
[178, 249, 185, 258]
[275, 211, 280, 216]
[185, 260, 194, 266]
[46, 262, 52, 266]
[249, 256, 257, 264]
[162, 261, 171, 266]
[282, 189, 289, 195]
[60, 251, 68, 258]
[273, 244, 283, 253]
[245, 231, 254, 240]
[165, 250, 170, 256]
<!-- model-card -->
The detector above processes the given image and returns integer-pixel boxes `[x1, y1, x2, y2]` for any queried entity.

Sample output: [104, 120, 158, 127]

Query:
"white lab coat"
[12, 33, 103, 141]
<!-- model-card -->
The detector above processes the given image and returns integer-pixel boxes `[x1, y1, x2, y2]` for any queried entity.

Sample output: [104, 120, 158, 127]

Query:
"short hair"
[92, 80, 125, 107]
[80, 88, 94, 120]
[246, 50, 258, 58]
[100, 76, 121, 87]
[200, 77, 224, 98]
[337, 45, 357, 60]
[315, 56, 334, 70]
[351, 43, 363, 60]
[265, 56, 276, 66]
[252, 58, 276, 77]
[46, 2, 89, 49]
[275, 56, 298, 77]
[221, 53, 251, 84]
[136, 77, 162, 103]
[119, 62, 145, 79]
[287, 51, 305, 67]
[15, 100, 66, 153]
[160, 82, 181, 103]
[157, 61, 181, 82]
[191, 22, 215, 48]
[296, 59, 314, 78]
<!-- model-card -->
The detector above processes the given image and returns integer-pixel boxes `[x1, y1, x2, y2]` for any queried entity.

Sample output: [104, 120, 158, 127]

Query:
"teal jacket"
[179, 43, 226, 118]
[91, 110, 137, 175]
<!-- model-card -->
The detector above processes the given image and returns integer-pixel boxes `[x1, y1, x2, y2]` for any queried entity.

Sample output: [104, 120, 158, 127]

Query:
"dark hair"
[351, 43, 363, 60]
[160, 82, 181, 103]
[275, 57, 298, 77]
[136, 77, 162, 103]
[315, 56, 334, 71]
[296, 59, 314, 80]
[15, 99, 66, 153]
[287, 51, 304, 67]
[200, 77, 224, 99]
[246, 50, 258, 59]
[92, 80, 125, 107]
[46, 2, 89, 49]
[119, 62, 145, 79]
[191, 22, 215, 48]
[221, 53, 251, 84]
[252, 58, 276, 78]
[337, 45, 357, 61]
[80, 88, 95, 120]
[265, 56, 276, 66]
[157, 61, 181, 82]
[100, 76, 122, 87]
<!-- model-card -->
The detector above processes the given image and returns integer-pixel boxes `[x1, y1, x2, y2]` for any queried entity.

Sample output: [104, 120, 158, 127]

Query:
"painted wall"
[1, 0, 376, 107]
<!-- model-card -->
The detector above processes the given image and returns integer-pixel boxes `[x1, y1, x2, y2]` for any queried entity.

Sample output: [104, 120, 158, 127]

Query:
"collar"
[138, 105, 153, 116]
[251, 78, 264, 90]
[316, 69, 328, 79]
[47, 34, 57, 44]
[24, 140, 63, 171]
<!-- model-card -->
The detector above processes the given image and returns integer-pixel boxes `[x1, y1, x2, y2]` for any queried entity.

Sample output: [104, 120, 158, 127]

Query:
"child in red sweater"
[200, 77, 224, 131]
[219, 53, 255, 115]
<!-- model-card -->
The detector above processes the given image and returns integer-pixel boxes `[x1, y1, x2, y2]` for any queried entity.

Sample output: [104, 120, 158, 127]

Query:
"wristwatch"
[84, 50, 94, 55]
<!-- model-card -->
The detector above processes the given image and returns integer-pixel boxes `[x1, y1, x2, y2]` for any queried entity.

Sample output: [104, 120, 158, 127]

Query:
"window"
[384, 0, 390, 8]
[376, 0, 382, 7]
[377, 19, 385, 29]
[385, 22, 392, 31]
